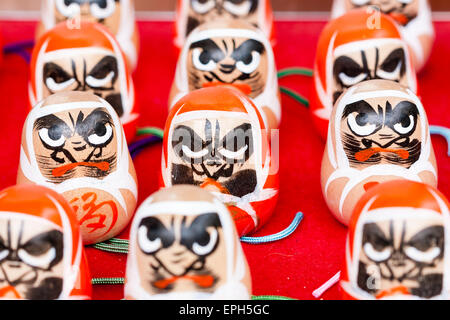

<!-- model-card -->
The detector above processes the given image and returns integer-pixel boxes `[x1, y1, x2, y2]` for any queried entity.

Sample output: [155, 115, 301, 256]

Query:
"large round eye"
[347, 113, 377, 136]
[87, 122, 113, 146]
[192, 228, 218, 256]
[55, 0, 81, 17]
[86, 71, 115, 88]
[45, 77, 76, 92]
[404, 246, 440, 263]
[351, 0, 371, 5]
[377, 60, 403, 81]
[363, 242, 392, 262]
[90, 0, 116, 19]
[393, 115, 415, 135]
[338, 71, 367, 87]
[236, 51, 261, 74]
[138, 225, 162, 254]
[39, 127, 66, 148]
[192, 48, 217, 72]
[191, 0, 215, 14]
[18, 247, 56, 269]
[223, 0, 252, 16]
[218, 145, 248, 159]
[181, 145, 209, 159]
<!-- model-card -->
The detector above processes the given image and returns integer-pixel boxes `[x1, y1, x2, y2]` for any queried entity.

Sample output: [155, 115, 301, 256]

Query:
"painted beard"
[340, 99, 421, 169]
[357, 221, 444, 299]
[43, 55, 124, 117]
[348, 0, 419, 25]
[170, 119, 257, 197]
[0, 220, 64, 300]
[33, 107, 117, 184]
[186, 0, 259, 36]
[332, 47, 407, 104]
[187, 37, 267, 99]
[136, 213, 222, 293]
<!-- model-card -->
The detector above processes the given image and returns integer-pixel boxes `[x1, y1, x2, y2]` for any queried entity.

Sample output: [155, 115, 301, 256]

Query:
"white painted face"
[19, 98, 137, 241]
[172, 27, 280, 125]
[125, 195, 250, 300]
[322, 81, 436, 224]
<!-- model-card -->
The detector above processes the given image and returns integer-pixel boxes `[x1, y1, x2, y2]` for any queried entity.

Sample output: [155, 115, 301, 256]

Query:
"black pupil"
[242, 53, 253, 65]
[48, 126, 63, 141]
[93, 0, 108, 9]
[228, 0, 246, 4]
[200, 51, 212, 64]
[195, 230, 211, 246]
[94, 123, 107, 136]
[400, 115, 411, 128]
[196, 0, 210, 4]
[356, 113, 368, 126]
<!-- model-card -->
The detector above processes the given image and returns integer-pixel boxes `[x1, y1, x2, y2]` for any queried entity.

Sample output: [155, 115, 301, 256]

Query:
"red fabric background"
[0, 19, 448, 300]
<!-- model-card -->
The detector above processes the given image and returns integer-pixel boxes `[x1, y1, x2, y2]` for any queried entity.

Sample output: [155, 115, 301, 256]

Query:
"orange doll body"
[341, 180, 450, 300]
[17, 92, 138, 244]
[0, 184, 92, 299]
[321, 80, 437, 226]
[30, 21, 138, 143]
[37, 0, 139, 70]
[312, 9, 418, 140]
[161, 86, 278, 237]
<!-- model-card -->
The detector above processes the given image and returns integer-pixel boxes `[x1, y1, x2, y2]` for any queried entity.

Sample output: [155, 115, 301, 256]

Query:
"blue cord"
[430, 125, 450, 156]
[240, 212, 304, 244]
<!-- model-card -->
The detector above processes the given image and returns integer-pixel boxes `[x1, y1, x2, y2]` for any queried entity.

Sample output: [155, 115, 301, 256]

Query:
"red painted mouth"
[52, 161, 110, 177]
[376, 286, 411, 299]
[152, 274, 215, 290]
[0, 285, 21, 298]
[354, 148, 409, 162]
[202, 82, 252, 95]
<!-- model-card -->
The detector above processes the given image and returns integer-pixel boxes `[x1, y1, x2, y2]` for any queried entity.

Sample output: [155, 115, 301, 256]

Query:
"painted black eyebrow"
[190, 39, 226, 63]
[362, 222, 391, 252]
[220, 123, 254, 162]
[43, 62, 72, 84]
[172, 125, 206, 152]
[333, 56, 365, 86]
[21, 230, 64, 270]
[139, 217, 175, 251]
[407, 225, 444, 254]
[380, 48, 406, 75]
[34, 114, 72, 135]
[342, 100, 380, 120]
[87, 56, 118, 87]
[231, 39, 264, 62]
[75, 108, 113, 138]
[180, 213, 221, 254]
[385, 100, 419, 130]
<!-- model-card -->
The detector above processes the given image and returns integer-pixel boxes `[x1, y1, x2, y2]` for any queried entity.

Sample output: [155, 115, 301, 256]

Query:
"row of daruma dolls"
[0, 0, 446, 300]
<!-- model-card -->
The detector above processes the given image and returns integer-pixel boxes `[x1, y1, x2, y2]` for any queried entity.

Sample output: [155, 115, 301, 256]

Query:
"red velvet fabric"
[0, 19, 448, 300]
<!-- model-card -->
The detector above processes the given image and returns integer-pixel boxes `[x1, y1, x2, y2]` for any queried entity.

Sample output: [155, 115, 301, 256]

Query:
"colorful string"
[430, 125, 450, 156]
[3, 39, 34, 63]
[279, 86, 309, 108]
[240, 212, 303, 244]
[277, 67, 313, 79]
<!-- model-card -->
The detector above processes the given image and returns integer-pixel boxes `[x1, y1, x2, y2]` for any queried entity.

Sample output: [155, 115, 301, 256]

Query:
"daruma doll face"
[18, 91, 137, 244]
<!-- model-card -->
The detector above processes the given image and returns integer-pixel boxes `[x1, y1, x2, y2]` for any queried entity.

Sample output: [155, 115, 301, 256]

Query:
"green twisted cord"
[277, 67, 313, 79]
[279, 86, 309, 108]
[136, 127, 164, 138]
